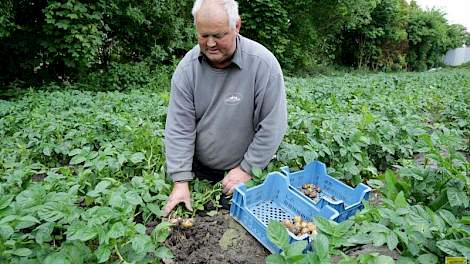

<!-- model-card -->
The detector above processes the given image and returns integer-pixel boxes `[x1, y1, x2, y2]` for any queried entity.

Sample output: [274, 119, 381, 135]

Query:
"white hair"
[192, 0, 239, 29]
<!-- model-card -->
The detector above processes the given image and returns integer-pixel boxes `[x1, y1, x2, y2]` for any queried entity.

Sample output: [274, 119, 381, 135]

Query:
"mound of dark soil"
[164, 211, 268, 264]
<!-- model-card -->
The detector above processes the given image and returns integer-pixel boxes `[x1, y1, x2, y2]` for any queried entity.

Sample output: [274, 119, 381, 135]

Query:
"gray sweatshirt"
[164, 35, 287, 182]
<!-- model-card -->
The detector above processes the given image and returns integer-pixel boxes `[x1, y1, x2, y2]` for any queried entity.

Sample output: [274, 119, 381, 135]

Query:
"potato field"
[0, 69, 469, 263]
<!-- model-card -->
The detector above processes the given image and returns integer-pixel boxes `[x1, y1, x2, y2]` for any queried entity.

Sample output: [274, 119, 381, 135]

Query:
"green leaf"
[206, 210, 218, 217]
[371, 232, 386, 247]
[155, 246, 174, 259]
[334, 220, 354, 237]
[313, 234, 329, 259]
[337, 255, 358, 264]
[44, 252, 69, 264]
[396, 256, 416, 264]
[0, 215, 17, 224]
[375, 255, 395, 264]
[12, 248, 32, 257]
[135, 223, 147, 235]
[94, 180, 111, 193]
[94, 244, 111, 263]
[266, 254, 287, 264]
[38, 202, 66, 222]
[0, 195, 14, 210]
[314, 217, 336, 235]
[70, 155, 86, 165]
[85, 207, 115, 226]
[267, 221, 289, 249]
[108, 222, 126, 239]
[383, 170, 399, 199]
[394, 191, 408, 208]
[460, 216, 470, 225]
[346, 233, 371, 245]
[344, 161, 360, 175]
[67, 224, 97, 241]
[130, 152, 145, 164]
[16, 215, 40, 229]
[34, 222, 54, 244]
[286, 255, 306, 263]
[131, 234, 153, 254]
[125, 191, 143, 205]
[285, 240, 308, 256]
[0, 224, 14, 239]
[69, 148, 82, 156]
[387, 231, 399, 250]
[447, 188, 469, 208]
[438, 210, 456, 226]
[109, 190, 124, 208]
[147, 203, 164, 217]
[152, 221, 172, 243]
[437, 238, 470, 257]
[417, 253, 437, 264]
[43, 147, 52, 156]
[251, 167, 263, 178]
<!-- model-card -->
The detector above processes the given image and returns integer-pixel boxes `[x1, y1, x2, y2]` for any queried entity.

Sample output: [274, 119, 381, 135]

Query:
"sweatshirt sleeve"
[164, 67, 196, 182]
[239, 70, 288, 174]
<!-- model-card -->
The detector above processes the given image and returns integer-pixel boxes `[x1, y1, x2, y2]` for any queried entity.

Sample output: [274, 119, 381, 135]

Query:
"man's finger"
[227, 182, 239, 195]
[223, 181, 233, 194]
[164, 199, 179, 216]
[184, 199, 193, 211]
[221, 176, 229, 187]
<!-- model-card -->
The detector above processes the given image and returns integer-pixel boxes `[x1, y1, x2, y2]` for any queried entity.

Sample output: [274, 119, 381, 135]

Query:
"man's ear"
[236, 17, 241, 33]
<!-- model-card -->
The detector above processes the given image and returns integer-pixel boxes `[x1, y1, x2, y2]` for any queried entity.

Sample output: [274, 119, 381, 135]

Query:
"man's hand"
[222, 166, 251, 194]
[164, 182, 192, 216]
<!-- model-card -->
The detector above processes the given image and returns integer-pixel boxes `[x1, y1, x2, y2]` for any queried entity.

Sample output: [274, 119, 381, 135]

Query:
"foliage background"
[0, 0, 469, 89]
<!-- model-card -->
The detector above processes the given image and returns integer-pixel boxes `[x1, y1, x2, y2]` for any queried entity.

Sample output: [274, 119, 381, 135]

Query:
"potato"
[301, 227, 310, 235]
[293, 215, 302, 223]
[169, 217, 182, 225]
[180, 218, 194, 228]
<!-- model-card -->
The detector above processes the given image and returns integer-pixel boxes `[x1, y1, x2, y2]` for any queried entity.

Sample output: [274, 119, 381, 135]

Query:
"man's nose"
[207, 37, 216, 48]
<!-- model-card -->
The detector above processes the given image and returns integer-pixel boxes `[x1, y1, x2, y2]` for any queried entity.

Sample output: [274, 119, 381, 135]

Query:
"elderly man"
[163, 0, 287, 215]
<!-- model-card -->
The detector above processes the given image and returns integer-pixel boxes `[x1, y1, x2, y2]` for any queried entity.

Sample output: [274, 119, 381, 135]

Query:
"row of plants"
[1, 68, 469, 262]
[0, 89, 222, 262]
[264, 69, 469, 263]
[276, 69, 469, 184]
[267, 129, 469, 263]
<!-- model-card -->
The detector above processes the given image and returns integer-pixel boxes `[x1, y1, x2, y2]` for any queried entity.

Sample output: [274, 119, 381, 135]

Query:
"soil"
[158, 192, 398, 264]
[32, 173, 47, 182]
[163, 210, 269, 264]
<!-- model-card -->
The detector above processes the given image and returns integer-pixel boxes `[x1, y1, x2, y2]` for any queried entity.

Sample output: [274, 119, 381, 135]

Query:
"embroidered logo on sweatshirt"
[224, 93, 242, 105]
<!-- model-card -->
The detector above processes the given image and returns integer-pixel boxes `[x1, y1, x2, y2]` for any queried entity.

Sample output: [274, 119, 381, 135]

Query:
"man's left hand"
[222, 166, 251, 194]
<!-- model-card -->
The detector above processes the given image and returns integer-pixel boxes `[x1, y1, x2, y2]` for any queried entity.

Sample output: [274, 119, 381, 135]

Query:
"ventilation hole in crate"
[251, 201, 290, 225]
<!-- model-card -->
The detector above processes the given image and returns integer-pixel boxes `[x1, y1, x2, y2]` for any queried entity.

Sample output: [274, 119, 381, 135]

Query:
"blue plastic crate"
[281, 161, 371, 222]
[230, 172, 339, 253]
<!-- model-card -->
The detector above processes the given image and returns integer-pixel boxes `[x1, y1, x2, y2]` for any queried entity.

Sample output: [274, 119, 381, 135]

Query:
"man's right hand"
[163, 181, 192, 216]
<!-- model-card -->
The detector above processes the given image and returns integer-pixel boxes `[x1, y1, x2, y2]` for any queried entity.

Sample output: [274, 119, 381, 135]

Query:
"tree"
[406, 7, 465, 70]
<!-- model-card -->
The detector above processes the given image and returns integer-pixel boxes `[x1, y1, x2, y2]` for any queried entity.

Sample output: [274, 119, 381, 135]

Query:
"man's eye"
[217, 33, 228, 38]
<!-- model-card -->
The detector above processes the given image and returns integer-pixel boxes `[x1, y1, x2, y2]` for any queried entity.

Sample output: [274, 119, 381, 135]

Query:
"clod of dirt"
[164, 211, 268, 264]
[32, 173, 47, 182]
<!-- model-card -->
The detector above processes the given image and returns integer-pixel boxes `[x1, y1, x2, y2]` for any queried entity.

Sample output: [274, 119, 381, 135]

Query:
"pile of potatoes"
[300, 183, 321, 199]
[168, 217, 194, 228]
[281, 216, 317, 237]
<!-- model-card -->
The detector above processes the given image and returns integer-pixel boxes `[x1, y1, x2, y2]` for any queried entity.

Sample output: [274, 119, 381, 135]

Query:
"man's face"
[196, 12, 240, 69]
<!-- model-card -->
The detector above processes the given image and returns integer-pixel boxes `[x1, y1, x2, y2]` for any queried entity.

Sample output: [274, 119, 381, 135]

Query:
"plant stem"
[114, 243, 129, 264]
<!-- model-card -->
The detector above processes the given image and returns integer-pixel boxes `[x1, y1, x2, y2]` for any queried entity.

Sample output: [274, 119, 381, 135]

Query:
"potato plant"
[0, 69, 469, 263]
